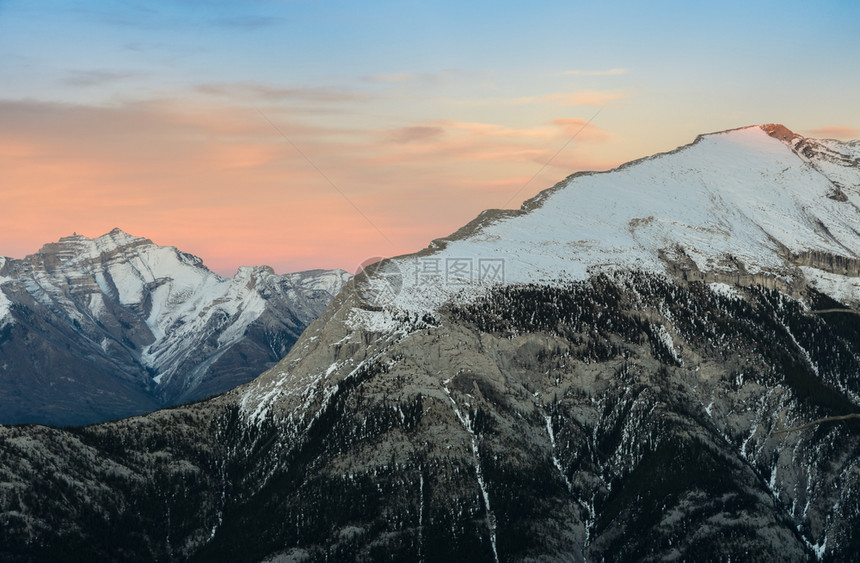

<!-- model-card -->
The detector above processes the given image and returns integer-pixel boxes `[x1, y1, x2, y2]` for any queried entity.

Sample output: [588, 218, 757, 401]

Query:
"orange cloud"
[551, 118, 611, 141]
[559, 91, 627, 106]
[805, 126, 859, 140]
[368, 119, 611, 167]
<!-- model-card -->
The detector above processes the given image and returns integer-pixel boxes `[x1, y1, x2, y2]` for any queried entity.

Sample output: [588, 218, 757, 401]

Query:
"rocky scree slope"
[2, 125, 860, 561]
[0, 229, 350, 426]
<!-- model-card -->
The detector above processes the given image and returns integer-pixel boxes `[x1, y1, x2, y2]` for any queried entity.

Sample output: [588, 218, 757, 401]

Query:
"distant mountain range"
[0, 229, 350, 426]
[2, 125, 860, 561]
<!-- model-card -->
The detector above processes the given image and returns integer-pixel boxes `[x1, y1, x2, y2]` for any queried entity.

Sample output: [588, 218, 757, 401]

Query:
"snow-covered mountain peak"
[0, 230, 352, 421]
[39, 228, 151, 263]
[42, 229, 208, 278]
[98, 227, 148, 248]
[344, 124, 860, 322]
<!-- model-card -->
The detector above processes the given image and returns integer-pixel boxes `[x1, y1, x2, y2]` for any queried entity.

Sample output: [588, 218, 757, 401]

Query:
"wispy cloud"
[196, 82, 366, 104]
[364, 73, 417, 84]
[71, 4, 161, 28]
[383, 126, 445, 143]
[365, 118, 613, 169]
[552, 118, 610, 141]
[515, 90, 627, 107]
[558, 91, 627, 106]
[362, 69, 468, 86]
[71, 5, 282, 31]
[805, 126, 859, 140]
[561, 68, 628, 77]
[62, 70, 141, 87]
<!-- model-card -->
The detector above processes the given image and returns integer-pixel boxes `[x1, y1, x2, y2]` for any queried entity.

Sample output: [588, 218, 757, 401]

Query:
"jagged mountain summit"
[2, 125, 860, 562]
[0, 229, 350, 425]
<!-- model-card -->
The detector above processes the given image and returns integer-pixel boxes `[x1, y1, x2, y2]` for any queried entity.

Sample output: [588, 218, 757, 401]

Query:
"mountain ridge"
[0, 229, 351, 426]
[423, 124, 858, 261]
[346, 124, 860, 321]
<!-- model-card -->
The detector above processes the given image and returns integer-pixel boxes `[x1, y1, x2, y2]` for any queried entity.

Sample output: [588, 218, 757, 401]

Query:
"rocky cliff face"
[0, 230, 350, 426]
[1, 125, 859, 561]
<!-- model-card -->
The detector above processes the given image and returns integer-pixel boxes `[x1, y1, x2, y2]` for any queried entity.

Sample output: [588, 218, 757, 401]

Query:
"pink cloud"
[382, 126, 446, 143]
[551, 118, 611, 141]
[514, 90, 627, 107]
[805, 126, 859, 140]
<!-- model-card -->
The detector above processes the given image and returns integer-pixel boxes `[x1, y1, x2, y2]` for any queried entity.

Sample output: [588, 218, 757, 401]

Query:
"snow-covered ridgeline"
[348, 126, 860, 325]
[1, 228, 351, 396]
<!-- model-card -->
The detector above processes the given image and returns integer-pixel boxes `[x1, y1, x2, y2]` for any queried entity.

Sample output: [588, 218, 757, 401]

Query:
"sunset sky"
[2, 0, 859, 276]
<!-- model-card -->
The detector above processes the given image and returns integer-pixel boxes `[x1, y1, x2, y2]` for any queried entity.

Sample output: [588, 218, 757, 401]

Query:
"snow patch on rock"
[0, 276, 12, 329]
